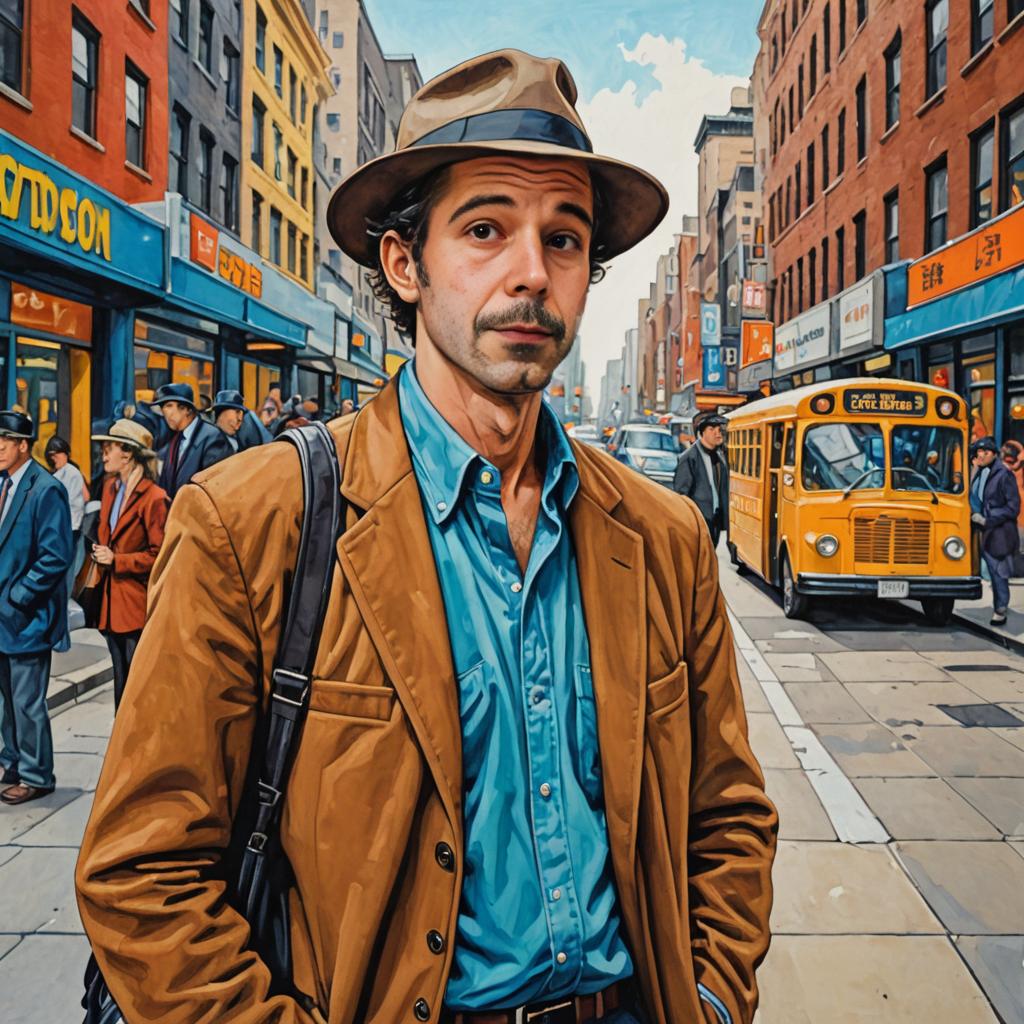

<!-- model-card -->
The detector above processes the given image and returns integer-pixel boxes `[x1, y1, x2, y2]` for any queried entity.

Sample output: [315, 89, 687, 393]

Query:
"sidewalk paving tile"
[896, 724, 1024, 777]
[14, 792, 93, 848]
[0, 933, 93, 1024]
[0, 935, 20, 959]
[813, 722, 935, 776]
[918, 649, 1024, 668]
[755, 935, 999, 1023]
[740, 675, 773, 714]
[719, 579, 784, 618]
[948, 778, 1024, 836]
[852, 777, 1001, 840]
[0, 787, 80, 846]
[896, 840, 1024, 934]
[0, 846, 81, 933]
[843, 680, 987, 728]
[955, 936, 1024, 1024]
[763, 769, 836, 840]
[763, 652, 838, 683]
[782, 681, 872, 724]
[956, 673, 1024, 704]
[746, 713, 801, 769]
[53, 751, 106, 793]
[770, 840, 942, 934]
[819, 650, 952, 682]
[50, 644, 109, 677]
[1010, 840, 1024, 862]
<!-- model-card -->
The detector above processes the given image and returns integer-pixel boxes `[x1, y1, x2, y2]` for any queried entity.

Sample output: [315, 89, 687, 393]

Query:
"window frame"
[222, 38, 240, 115]
[220, 154, 238, 231]
[822, 124, 830, 188]
[125, 61, 148, 170]
[0, 0, 25, 93]
[823, 1, 832, 72]
[170, 0, 188, 45]
[269, 207, 282, 265]
[198, 128, 215, 214]
[971, 121, 995, 227]
[855, 75, 867, 162]
[972, 0, 994, 54]
[251, 95, 265, 166]
[884, 32, 901, 129]
[251, 190, 263, 252]
[71, 10, 100, 140]
[1000, 102, 1024, 212]
[171, 104, 191, 198]
[273, 45, 283, 96]
[925, 0, 948, 99]
[925, 156, 949, 253]
[884, 189, 899, 262]
[837, 107, 846, 175]
[197, 1, 214, 74]
[255, 5, 266, 72]
[853, 209, 866, 279]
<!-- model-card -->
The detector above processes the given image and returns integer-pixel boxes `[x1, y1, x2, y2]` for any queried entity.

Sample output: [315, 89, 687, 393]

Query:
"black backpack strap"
[240, 421, 343, 878]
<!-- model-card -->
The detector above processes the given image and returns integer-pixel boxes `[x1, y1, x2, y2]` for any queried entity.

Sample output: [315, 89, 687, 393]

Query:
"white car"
[608, 425, 679, 486]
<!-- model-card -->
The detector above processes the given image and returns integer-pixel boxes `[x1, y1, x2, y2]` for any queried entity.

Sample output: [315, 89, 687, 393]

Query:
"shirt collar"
[398, 360, 578, 525]
[181, 414, 201, 444]
[1, 459, 32, 489]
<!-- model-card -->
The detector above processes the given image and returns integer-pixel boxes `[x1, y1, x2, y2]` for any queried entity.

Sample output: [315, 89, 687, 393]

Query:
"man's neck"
[3, 454, 30, 478]
[699, 439, 717, 455]
[414, 338, 543, 490]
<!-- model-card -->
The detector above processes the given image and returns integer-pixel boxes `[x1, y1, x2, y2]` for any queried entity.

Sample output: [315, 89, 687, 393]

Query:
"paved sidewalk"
[956, 577, 1024, 651]
[48, 628, 113, 713]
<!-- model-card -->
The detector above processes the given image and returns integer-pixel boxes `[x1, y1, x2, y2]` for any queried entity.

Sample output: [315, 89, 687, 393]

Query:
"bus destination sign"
[843, 389, 928, 416]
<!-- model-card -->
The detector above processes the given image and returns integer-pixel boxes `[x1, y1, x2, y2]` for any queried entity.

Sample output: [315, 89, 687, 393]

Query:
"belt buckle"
[522, 999, 574, 1023]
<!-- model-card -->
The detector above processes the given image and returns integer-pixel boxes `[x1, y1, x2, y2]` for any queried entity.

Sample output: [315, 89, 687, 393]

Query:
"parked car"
[568, 424, 607, 450]
[608, 425, 679, 486]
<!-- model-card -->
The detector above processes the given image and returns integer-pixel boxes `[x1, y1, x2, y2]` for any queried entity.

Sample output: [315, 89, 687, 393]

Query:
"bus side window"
[784, 425, 796, 466]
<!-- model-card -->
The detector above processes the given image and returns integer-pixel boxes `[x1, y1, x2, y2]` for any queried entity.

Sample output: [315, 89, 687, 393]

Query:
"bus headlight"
[943, 536, 966, 560]
[815, 534, 839, 557]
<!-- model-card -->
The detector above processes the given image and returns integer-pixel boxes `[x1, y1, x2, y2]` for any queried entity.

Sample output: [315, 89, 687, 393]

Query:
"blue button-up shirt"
[399, 362, 633, 1011]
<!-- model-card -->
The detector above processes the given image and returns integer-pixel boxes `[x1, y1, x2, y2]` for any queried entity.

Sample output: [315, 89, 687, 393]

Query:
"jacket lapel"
[570, 452, 647, 928]
[0, 462, 38, 553]
[333, 385, 464, 842]
[110, 478, 151, 545]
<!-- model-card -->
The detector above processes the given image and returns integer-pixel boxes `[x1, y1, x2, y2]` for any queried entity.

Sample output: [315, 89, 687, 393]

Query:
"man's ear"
[379, 230, 421, 304]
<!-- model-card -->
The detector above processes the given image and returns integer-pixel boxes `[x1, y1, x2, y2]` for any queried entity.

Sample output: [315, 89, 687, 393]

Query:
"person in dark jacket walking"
[970, 436, 1020, 626]
[0, 411, 72, 805]
[673, 411, 730, 545]
[152, 383, 232, 500]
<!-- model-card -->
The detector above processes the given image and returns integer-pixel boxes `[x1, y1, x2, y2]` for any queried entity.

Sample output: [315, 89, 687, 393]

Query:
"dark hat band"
[412, 108, 593, 154]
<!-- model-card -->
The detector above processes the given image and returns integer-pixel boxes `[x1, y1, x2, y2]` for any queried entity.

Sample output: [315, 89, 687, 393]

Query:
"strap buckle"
[520, 1000, 573, 1023]
[246, 831, 268, 853]
[271, 667, 309, 707]
[257, 780, 282, 807]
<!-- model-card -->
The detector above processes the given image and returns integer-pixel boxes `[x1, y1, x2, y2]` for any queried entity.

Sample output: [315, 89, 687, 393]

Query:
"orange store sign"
[907, 204, 1024, 308]
[741, 320, 774, 368]
[189, 212, 263, 298]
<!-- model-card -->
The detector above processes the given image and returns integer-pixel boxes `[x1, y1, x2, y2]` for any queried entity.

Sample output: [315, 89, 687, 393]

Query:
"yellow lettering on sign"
[0, 154, 25, 219]
[58, 188, 78, 244]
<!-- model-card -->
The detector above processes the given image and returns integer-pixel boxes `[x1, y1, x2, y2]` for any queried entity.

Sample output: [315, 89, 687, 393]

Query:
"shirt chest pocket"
[573, 665, 603, 805]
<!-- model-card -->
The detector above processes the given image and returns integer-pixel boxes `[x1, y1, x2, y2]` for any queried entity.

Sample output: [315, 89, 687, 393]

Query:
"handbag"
[72, 558, 104, 631]
[81, 421, 344, 1024]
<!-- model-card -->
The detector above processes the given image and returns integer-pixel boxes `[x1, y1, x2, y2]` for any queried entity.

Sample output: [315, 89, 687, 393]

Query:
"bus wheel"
[781, 553, 807, 619]
[921, 598, 955, 626]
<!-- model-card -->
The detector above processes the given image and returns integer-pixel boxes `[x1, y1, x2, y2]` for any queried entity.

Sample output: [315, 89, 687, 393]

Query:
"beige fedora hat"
[327, 48, 669, 266]
[91, 419, 156, 458]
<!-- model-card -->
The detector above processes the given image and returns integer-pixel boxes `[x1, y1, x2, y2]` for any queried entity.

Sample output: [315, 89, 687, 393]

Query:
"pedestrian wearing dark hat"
[0, 411, 73, 805]
[212, 389, 248, 453]
[970, 436, 1020, 626]
[152, 383, 232, 499]
[79, 50, 775, 1024]
[673, 412, 731, 546]
[89, 420, 169, 709]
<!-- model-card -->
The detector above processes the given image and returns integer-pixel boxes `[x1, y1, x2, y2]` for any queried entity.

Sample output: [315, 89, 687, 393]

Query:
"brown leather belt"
[444, 979, 628, 1024]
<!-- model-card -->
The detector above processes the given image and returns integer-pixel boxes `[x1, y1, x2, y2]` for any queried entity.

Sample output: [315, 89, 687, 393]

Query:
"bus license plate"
[877, 580, 909, 599]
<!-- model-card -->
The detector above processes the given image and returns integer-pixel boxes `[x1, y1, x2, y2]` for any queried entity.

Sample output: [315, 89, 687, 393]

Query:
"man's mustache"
[475, 301, 567, 343]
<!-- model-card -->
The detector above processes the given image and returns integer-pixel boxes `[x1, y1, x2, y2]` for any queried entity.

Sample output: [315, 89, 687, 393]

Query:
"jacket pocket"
[308, 678, 395, 721]
[573, 665, 603, 804]
[646, 661, 689, 717]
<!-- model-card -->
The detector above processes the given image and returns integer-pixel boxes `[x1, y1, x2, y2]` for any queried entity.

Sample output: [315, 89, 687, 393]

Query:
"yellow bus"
[725, 378, 981, 623]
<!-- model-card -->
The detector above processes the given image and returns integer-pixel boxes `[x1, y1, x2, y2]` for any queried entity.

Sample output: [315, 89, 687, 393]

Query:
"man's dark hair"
[365, 165, 610, 342]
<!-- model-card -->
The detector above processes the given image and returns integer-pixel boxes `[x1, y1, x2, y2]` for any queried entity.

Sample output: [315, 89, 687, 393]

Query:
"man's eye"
[470, 224, 497, 240]
[549, 233, 581, 251]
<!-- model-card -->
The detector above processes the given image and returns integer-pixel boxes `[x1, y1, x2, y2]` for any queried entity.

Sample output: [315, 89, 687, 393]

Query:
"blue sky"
[362, 0, 762, 104]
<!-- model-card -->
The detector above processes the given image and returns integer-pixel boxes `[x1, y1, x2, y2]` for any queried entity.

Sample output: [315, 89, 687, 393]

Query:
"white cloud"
[575, 34, 747, 401]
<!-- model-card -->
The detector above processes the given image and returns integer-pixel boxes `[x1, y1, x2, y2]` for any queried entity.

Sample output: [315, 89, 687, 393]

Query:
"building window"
[273, 123, 283, 179]
[823, 2, 832, 72]
[810, 35, 818, 94]
[222, 39, 240, 114]
[197, 2, 214, 73]
[822, 124, 830, 187]
[287, 222, 297, 273]
[807, 142, 815, 205]
[785, 177, 792, 225]
[1011, 0, 1024, 21]
[925, 157, 948, 252]
[926, 0, 948, 98]
[973, 0, 994, 53]
[326, 112, 340, 132]
[781, 9, 787, 50]
[788, 85, 795, 130]
[792, 0, 798, 29]
[856, 0, 867, 25]
[332, 156, 342, 177]
[300, 233, 308, 280]
[1002, 105, 1024, 210]
[273, 45, 283, 96]
[884, 34, 901, 129]
[839, 0, 847, 50]
[771, 36, 779, 72]
[853, 210, 866, 279]
[269, 207, 282, 265]
[836, 225, 845, 290]
[318, 9, 327, 41]
[255, 5, 266, 72]
[251, 190, 262, 252]
[125, 63, 147, 169]
[289, 66, 297, 122]
[71, 12, 99, 139]
[821, 235, 830, 297]
[300, 166, 308, 208]
[171, 105, 190, 196]
[287, 148, 297, 197]
[198, 129, 214, 213]
[837, 107, 846, 175]
[809, 246, 817, 306]
[855, 76, 867, 161]
[971, 123, 994, 226]
[300, 83, 307, 123]
[884, 190, 899, 262]
[333, 30, 344, 47]
[797, 256, 804, 313]
[170, 0, 188, 45]
[795, 161, 802, 217]
[220, 154, 238, 231]
[0, 0, 24, 92]
[251, 96, 265, 166]
[798, 63, 805, 119]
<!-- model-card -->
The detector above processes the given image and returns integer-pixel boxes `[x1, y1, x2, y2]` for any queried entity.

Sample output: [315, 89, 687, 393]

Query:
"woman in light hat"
[88, 420, 169, 708]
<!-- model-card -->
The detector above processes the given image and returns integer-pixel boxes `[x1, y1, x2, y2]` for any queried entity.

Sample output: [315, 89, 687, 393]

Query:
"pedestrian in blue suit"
[0, 411, 72, 805]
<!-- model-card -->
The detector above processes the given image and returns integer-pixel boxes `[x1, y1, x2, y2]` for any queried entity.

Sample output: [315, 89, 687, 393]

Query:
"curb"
[951, 612, 1024, 659]
[47, 657, 114, 714]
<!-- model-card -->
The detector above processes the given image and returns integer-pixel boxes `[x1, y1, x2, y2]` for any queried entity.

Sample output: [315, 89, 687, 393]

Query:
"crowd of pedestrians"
[0, 382, 355, 804]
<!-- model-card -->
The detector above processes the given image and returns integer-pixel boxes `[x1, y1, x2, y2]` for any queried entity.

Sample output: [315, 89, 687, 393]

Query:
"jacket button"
[435, 842, 455, 871]
[426, 929, 445, 954]
[414, 997, 431, 1020]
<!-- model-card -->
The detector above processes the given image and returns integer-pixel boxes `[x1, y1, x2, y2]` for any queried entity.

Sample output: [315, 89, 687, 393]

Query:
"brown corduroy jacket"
[75, 381, 777, 1024]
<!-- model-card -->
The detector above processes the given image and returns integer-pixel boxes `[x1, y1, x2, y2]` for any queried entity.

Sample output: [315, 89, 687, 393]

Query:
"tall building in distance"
[240, 0, 332, 293]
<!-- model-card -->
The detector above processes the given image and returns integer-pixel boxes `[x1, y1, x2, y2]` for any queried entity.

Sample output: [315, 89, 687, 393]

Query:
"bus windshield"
[802, 423, 885, 491]
[891, 426, 965, 494]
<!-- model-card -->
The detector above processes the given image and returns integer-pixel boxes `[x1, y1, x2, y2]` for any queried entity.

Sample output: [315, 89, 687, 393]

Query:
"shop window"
[972, 0, 994, 54]
[71, 11, 100, 139]
[965, 351, 996, 439]
[1, 0, 25, 93]
[133, 320, 214, 409]
[925, 157, 948, 253]
[1006, 326, 1024, 447]
[125, 63, 148, 169]
[971, 123, 994, 227]
[251, 96, 265, 166]
[255, 5, 266, 72]
[198, 1, 213, 73]
[926, 0, 948, 98]
[884, 191, 899, 263]
[10, 284, 93, 341]
[1002, 104, 1024, 212]
[885, 33, 901, 129]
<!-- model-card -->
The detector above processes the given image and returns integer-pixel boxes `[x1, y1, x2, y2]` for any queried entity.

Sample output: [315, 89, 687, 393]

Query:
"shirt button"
[511, 581, 523, 593]
[539, 782, 552, 798]
[556, 951, 567, 965]
[552, 888, 562, 901]
[414, 998, 431, 1021]
[480, 470, 493, 484]
[436, 501, 447, 512]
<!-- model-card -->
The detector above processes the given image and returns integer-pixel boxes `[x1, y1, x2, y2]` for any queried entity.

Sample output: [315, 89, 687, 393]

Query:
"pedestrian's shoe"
[0, 784, 54, 806]
[0, 768, 20, 786]
[991, 610, 1008, 626]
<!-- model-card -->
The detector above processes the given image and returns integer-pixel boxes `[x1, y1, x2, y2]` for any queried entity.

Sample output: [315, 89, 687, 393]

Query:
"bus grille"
[854, 516, 931, 565]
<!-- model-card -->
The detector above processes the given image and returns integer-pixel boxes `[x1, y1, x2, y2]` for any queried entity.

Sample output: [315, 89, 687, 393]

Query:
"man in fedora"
[78, 50, 777, 1024]
[0, 411, 73, 805]
[152, 382, 232, 499]
[212, 389, 249, 453]
[674, 411, 730, 546]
